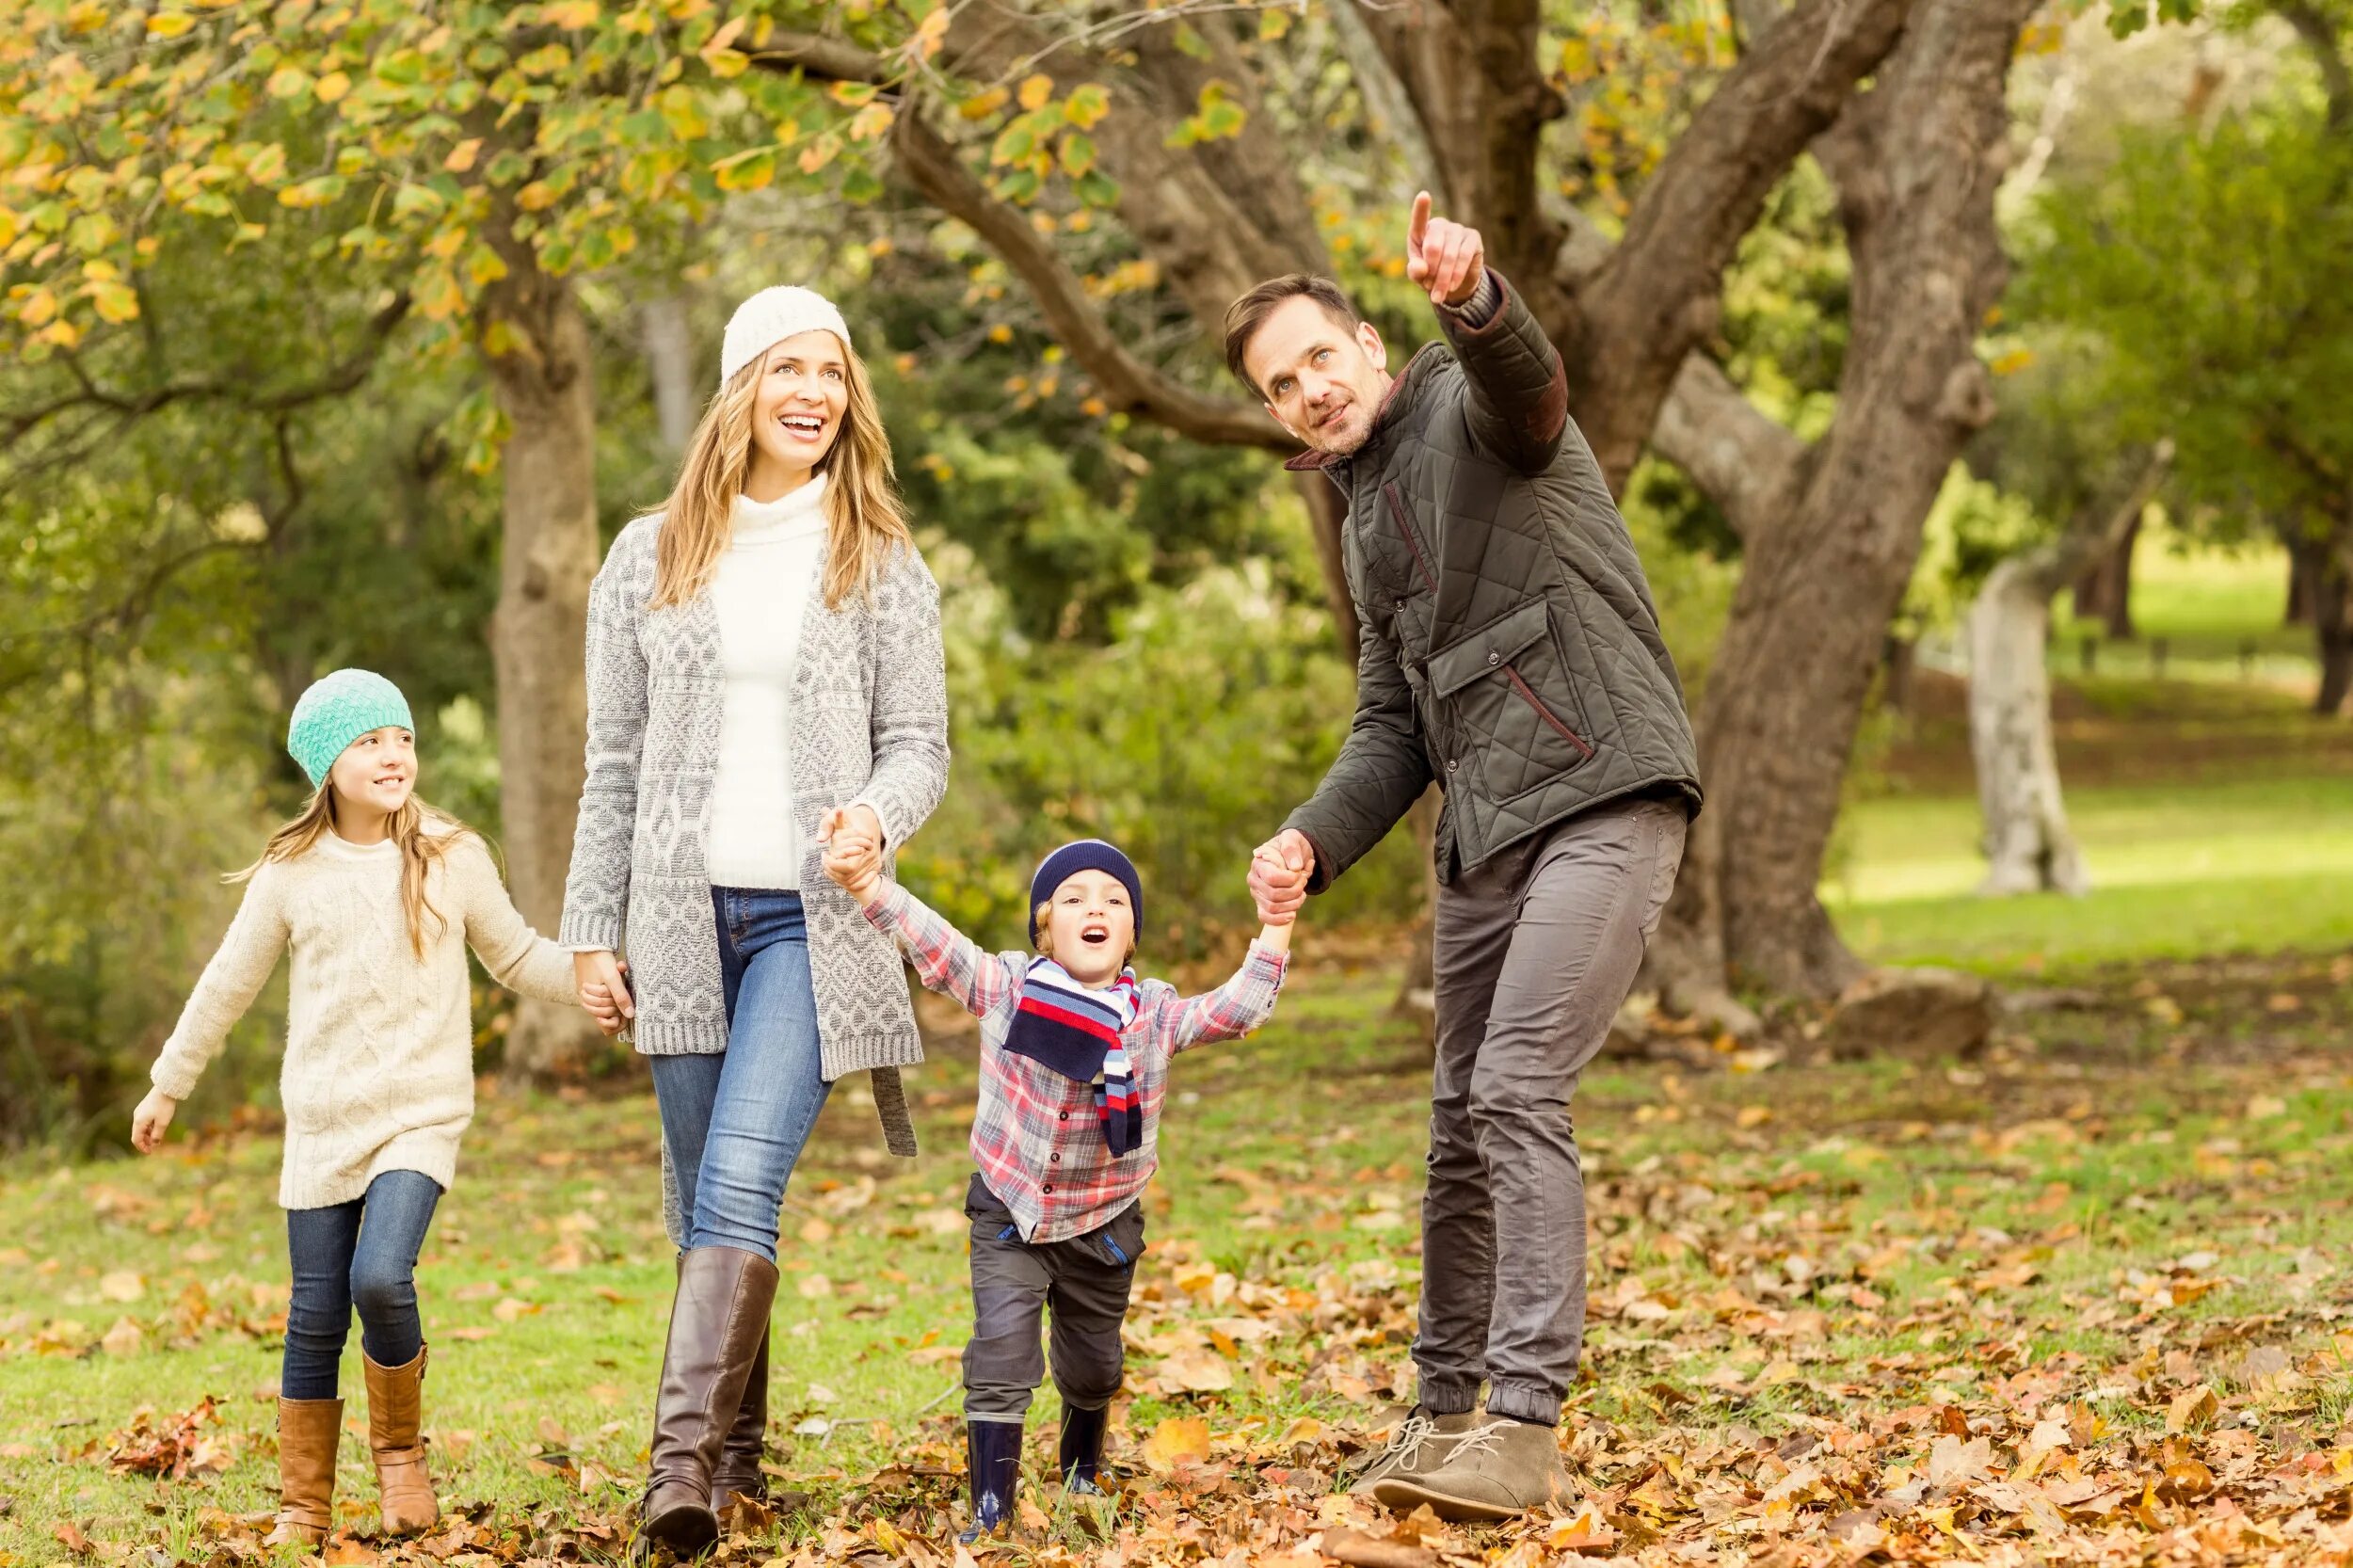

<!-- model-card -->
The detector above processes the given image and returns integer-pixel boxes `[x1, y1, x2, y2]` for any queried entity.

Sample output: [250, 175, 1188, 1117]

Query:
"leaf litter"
[16, 955, 2353, 1565]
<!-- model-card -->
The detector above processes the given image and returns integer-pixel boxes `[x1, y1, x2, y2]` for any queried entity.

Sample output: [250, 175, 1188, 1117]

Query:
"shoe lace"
[1439, 1418, 1515, 1464]
[1376, 1413, 1437, 1469]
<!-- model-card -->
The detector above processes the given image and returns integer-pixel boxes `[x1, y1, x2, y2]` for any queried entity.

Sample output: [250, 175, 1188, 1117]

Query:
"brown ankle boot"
[709, 1320, 771, 1519]
[642, 1247, 779, 1557]
[362, 1344, 440, 1535]
[264, 1397, 343, 1547]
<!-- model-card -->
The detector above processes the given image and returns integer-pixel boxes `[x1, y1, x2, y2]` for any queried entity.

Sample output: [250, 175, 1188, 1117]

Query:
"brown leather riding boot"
[641, 1247, 779, 1557]
[263, 1397, 343, 1547]
[362, 1344, 440, 1535]
[709, 1320, 771, 1519]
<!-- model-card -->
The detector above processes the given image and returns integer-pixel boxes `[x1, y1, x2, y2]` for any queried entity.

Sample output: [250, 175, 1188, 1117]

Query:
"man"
[1235, 195, 1700, 1521]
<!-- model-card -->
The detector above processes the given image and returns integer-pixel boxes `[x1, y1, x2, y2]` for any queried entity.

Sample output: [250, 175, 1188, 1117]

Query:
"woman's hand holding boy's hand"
[819, 808, 885, 902]
[131, 1088, 178, 1153]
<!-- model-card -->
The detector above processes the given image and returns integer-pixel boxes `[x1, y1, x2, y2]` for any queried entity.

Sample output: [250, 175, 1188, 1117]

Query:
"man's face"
[1244, 296, 1391, 456]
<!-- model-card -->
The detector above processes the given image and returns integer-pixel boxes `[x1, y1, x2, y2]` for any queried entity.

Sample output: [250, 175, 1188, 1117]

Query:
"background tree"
[2020, 1, 2353, 715]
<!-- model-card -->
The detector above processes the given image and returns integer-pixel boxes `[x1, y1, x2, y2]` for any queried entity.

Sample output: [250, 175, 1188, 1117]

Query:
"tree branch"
[889, 105, 1290, 452]
[2, 292, 412, 462]
[2277, 0, 2353, 132]
[1565, 0, 1913, 485]
[752, 28, 893, 86]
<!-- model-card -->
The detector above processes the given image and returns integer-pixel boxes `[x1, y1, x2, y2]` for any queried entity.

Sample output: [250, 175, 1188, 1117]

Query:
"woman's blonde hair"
[233, 789, 471, 959]
[649, 332, 912, 611]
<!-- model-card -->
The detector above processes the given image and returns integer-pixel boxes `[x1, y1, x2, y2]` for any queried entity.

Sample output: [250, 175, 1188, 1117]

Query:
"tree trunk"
[477, 226, 602, 1083]
[641, 294, 699, 455]
[2070, 507, 2139, 638]
[1968, 442, 2169, 895]
[2315, 520, 2353, 716]
[2287, 541, 2313, 626]
[1676, 0, 2038, 1000]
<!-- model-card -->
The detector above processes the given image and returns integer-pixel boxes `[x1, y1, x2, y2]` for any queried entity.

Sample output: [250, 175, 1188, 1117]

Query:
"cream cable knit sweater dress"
[150, 825, 577, 1209]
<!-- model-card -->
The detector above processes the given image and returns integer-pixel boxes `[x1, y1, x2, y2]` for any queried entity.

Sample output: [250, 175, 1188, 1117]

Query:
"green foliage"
[2018, 99, 2353, 538]
[902, 555, 1420, 963]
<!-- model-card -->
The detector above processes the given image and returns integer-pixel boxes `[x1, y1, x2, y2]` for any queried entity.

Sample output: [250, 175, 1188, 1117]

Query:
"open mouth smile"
[780, 413, 827, 438]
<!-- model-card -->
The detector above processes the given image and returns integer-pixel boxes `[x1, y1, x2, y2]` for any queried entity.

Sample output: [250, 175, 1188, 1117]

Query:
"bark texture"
[477, 215, 602, 1081]
[1970, 442, 2171, 896]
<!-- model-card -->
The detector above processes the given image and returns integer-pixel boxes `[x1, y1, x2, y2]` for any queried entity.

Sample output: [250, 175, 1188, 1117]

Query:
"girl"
[131, 668, 584, 1546]
[561, 285, 949, 1555]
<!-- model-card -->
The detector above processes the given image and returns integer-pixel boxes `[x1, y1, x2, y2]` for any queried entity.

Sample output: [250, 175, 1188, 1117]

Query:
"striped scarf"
[1004, 957, 1144, 1157]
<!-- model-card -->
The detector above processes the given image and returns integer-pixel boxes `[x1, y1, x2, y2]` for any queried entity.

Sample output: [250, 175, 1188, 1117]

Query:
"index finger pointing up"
[1407, 190, 1432, 254]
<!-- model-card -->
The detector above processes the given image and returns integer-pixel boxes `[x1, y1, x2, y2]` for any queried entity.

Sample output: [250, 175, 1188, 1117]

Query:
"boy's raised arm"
[1160, 917, 1292, 1055]
[853, 879, 1021, 1023]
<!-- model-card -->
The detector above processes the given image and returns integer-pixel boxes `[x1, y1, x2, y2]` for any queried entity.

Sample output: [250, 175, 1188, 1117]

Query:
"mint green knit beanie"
[287, 668, 414, 788]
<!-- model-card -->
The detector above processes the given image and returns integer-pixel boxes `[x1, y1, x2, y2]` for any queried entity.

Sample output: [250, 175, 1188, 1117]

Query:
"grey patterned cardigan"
[558, 512, 950, 1157]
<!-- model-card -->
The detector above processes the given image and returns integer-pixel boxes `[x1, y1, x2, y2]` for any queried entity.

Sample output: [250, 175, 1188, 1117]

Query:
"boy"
[821, 829, 1291, 1541]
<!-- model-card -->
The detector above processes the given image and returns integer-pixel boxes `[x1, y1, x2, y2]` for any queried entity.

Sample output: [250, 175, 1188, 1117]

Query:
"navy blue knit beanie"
[1028, 839, 1144, 947]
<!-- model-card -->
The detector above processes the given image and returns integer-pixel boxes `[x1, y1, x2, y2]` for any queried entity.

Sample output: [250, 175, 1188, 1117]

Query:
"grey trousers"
[1416, 796, 1688, 1426]
[962, 1174, 1145, 1423]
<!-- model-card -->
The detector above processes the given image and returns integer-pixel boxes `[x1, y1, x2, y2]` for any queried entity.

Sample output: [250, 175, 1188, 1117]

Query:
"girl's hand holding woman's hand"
[574, 950, 633, 1033]
[131, 1088, 179, 1154]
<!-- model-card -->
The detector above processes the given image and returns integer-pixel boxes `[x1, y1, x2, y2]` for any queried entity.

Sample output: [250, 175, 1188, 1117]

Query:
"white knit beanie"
[720, 286, 853, 386]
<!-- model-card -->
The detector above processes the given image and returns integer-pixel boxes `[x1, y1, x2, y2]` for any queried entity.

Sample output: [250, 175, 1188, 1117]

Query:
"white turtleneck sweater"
[707, 478, 829, 889]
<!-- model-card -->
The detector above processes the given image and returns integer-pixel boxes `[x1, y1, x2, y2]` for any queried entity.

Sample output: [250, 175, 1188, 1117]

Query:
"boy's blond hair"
[1032, 901, 1138, 967]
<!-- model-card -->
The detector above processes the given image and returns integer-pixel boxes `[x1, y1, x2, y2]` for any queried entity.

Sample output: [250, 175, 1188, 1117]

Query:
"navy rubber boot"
[958, 1421, 1023, 1544]
[1057, 1404, 1110, 1495]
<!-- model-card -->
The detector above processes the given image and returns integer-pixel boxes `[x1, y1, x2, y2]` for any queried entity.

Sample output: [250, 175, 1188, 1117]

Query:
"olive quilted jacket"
[1282, 269, 1701, 890]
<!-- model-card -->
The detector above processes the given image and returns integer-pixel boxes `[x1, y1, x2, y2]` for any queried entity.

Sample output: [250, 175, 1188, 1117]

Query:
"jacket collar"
[1281, 343, 1450, 472]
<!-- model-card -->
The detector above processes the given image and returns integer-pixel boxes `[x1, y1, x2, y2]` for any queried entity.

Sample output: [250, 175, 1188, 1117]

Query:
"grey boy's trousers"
[962, 1174, 1145, 1422]
[1416, 795, 1688, 1426]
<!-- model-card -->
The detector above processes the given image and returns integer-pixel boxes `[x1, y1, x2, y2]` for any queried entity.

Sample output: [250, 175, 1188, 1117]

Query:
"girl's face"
[746, 330, 850, 484]
[1044, 869, 1135, 988]
[327, 726, 417, 820]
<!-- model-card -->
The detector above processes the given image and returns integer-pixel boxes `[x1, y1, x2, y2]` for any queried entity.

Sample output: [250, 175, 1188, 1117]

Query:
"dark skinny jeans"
[280, 1168, 442, 1400]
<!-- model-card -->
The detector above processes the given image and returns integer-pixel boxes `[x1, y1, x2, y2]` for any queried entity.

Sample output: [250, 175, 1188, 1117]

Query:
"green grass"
[2049, 523, 2313, 684]
[1827, 775, 2353, 974]
[9, 960, 2353, 1563]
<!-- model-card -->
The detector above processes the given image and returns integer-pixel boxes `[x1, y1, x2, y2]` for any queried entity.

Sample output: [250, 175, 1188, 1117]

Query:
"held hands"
[131, 1088, 179, 1154]
[1405, 191, 1485, 309]
[820, 804, 886, 902]
[575, 949, 632, 1036]
[1248, 828, 1315, 926]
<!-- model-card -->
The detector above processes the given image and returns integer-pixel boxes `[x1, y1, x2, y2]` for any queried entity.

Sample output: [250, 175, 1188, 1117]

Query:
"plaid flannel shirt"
[860, 883, 1289, 1244]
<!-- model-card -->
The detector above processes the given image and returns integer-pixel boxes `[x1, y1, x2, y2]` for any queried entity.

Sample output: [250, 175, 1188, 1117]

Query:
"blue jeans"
[647, 888, 833, 1262]
[281, 1169, 443, 1400]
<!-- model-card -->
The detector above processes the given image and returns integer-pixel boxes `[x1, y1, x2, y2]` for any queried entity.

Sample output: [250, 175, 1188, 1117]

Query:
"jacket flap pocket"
[1428, 600, 1549, 698]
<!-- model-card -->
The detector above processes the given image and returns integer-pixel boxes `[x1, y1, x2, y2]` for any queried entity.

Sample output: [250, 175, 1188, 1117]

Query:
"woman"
[560, 285, 948, 1555]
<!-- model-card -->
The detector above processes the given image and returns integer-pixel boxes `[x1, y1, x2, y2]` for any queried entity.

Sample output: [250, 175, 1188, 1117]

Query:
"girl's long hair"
[649, 331, 912, 611]
[232, 789, 469, 959]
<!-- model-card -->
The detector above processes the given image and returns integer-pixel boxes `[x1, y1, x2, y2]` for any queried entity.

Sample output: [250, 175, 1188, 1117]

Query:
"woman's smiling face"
[746, 329, 849, 483]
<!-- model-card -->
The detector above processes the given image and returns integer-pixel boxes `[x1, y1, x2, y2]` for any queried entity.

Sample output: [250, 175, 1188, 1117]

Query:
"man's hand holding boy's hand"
[820, 807, 885, 901]
[1248, 828, 1313, 924]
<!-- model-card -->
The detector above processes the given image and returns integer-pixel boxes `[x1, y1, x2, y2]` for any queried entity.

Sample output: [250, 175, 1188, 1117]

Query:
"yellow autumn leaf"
[88, 280, 138, 324]
[959, 87, 1010, 120]
[315, 71, 351, 104]
[145, 10, 196, 37]
[847, 102, 894, 142]
[1140, 1416, 1211, 1473]
[18, 288, 58, 328]
[443, 138, 482, 173]
[1017, 73, 1053, 111]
